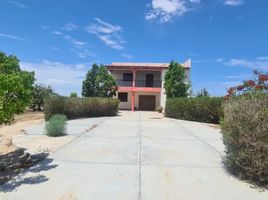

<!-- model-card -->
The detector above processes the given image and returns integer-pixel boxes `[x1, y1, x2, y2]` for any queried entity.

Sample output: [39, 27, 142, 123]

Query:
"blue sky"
[1, 0, 268, 96]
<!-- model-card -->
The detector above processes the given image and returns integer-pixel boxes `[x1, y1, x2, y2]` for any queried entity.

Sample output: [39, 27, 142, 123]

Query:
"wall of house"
[111, 67, 190, 111]
[115, 91, 161, 110]
[185, 68, 190, 82]
[110, 70, 132, 80]
[135, 71, 161, 81]
[114, 92, 132, 110]
[160, 70, 167, 110]
[135, 91, 160, 110]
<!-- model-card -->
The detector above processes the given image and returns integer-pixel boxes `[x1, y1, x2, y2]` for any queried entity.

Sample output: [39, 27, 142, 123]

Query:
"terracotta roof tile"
[105, 59, 191, 69]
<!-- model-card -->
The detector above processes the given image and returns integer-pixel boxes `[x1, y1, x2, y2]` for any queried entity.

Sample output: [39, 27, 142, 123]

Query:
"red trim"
[118, 86, 161, 92]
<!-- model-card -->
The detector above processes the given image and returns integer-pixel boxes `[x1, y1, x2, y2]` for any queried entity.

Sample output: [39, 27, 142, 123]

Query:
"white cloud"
[121, 53, 133, 59]
[69, 49, 95, 59]
[225, 58, 268, 70]
[52, 31, 88, 49]
[216, 58, 224, 62]
[21, 60, 91, 96]
[50, 26, 93, 58]
[0, 33, 27, 41]
[145, 0, 201, 23]
[9, 1, 27, 8]
[257, 56, 268, 61]
[87, 18, 121, 34]
[98, 35, 124, 50]
[225, 0, 244, 6]
[61, 23, 78, 31]
[86, 18, 125, 50]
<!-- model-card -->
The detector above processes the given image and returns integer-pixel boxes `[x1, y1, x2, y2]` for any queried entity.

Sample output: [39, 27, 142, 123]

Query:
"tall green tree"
[196, 88, 209, 97]
[31, 84, 56, 111]
[164, 61, 190, 98]
[82, 64, 99, 97]
[82, 64, 116, 97]
[0, 52, 35, 124]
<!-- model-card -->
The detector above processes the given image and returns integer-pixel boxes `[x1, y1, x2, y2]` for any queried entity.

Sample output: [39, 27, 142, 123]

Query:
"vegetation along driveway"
[1, 111, 267, 199]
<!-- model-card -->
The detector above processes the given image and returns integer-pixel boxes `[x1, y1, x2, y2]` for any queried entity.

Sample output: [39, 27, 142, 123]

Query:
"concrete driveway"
[1, 111, 267, 199]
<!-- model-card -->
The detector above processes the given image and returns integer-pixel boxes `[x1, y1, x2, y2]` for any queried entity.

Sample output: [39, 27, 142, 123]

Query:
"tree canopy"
[82, 64, 116, 97]
[196, 88, 209, 97]
[31, 84, 56, 111]
[0, 52, 35, 124]
[164, 61, 190, 98]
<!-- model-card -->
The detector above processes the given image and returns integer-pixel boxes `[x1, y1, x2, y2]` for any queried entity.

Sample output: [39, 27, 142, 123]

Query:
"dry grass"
[0, 111, 44, 155]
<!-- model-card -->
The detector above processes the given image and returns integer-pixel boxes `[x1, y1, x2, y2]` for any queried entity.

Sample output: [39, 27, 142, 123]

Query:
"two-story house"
[105, 59, 191, 111]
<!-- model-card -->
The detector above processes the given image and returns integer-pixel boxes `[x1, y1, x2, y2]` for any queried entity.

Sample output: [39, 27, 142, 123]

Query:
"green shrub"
[45, 114, 67, 137]
[221, 93, 268, 187]
[44, 97, 119, 121]
[156, 106, 163, 113]
[70, 92, 77, 97]
[165, 97, 223, 124]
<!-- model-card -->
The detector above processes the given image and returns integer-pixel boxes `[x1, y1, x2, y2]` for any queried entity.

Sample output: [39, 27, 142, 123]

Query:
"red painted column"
[131, 91, 135, 111]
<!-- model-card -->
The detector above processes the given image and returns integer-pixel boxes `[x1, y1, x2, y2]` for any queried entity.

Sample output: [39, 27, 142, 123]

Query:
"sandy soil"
[0, 111, 44, 155]
[13, 135, 75, 154]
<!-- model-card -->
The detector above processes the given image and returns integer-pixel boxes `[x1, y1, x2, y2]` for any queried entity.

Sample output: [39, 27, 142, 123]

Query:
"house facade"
[105, 60, 191, 111]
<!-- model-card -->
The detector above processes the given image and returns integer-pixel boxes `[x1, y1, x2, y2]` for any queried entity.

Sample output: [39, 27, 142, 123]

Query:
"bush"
[30, 84, 56, 111]
[44, 96, 119, 121]
[70, 92, 77, 97]
[156, 106, 163, 113]
[221, 93, 268, 187]
[45, 114, 67, 137]
[44, 96, 65, 120]
[165, 97, 223, 124]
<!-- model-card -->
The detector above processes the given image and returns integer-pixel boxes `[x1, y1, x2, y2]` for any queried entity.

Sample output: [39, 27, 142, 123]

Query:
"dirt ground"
[0, 111, 44, 155]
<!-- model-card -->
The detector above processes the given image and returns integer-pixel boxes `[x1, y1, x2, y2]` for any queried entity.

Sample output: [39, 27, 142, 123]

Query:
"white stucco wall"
[115, 92, 132, 110]
[115, 91, 161, 110]
[135, 91, 160, 110]
[160, 69, 167, 110]
[110, 70, 132, 80]
[135, 71, 161, 81]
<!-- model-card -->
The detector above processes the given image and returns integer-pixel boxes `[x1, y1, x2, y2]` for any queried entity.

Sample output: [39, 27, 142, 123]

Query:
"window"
[123, 73, 133, 81]
[118, 93, 128, 102]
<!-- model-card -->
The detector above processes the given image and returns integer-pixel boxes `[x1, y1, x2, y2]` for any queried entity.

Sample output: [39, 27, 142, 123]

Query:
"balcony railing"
[116, 80, 162, 88]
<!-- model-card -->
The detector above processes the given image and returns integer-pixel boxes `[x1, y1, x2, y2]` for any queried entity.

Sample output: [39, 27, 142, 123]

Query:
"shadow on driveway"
[0, 153, 58, 193]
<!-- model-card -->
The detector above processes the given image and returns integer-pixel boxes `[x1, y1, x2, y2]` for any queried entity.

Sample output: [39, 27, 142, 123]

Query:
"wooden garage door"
[139, 95, 156, 111]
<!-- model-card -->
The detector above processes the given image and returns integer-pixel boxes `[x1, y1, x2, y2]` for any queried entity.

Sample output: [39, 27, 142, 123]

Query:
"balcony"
[116, 80, 162, 88]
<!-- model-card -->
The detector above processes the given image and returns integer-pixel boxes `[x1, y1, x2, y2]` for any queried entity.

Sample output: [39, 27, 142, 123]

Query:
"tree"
[82, 64, 116, 97]
[82, 64, 99, 97]
[0, 52, 35, 124]
[70, 92, 77, 97]
[196, 88, 209, 97]
[164, 61, 190, 98]
[30, 84, 56, 111]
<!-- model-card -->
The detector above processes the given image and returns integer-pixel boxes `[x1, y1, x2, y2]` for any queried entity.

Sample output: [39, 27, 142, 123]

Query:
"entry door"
[145, 74, 154, 87]
[139, 95, 156, 111]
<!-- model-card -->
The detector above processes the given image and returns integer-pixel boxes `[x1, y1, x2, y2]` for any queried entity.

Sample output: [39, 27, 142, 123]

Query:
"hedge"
[221, 93, 268, 187]
[44, 96, 119, 121]
[165, 97, 223, 124]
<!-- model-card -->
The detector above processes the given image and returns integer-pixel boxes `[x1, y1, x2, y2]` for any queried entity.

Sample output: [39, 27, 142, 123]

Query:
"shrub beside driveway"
[221, 93, 268, 188]
[222, 71, 268, 188]
[165, 97, 223, 124]
[44, 96, 119, 121]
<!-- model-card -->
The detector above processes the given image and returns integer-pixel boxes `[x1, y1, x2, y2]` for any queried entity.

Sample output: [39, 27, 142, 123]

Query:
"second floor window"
[123, 73, 133, 81]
